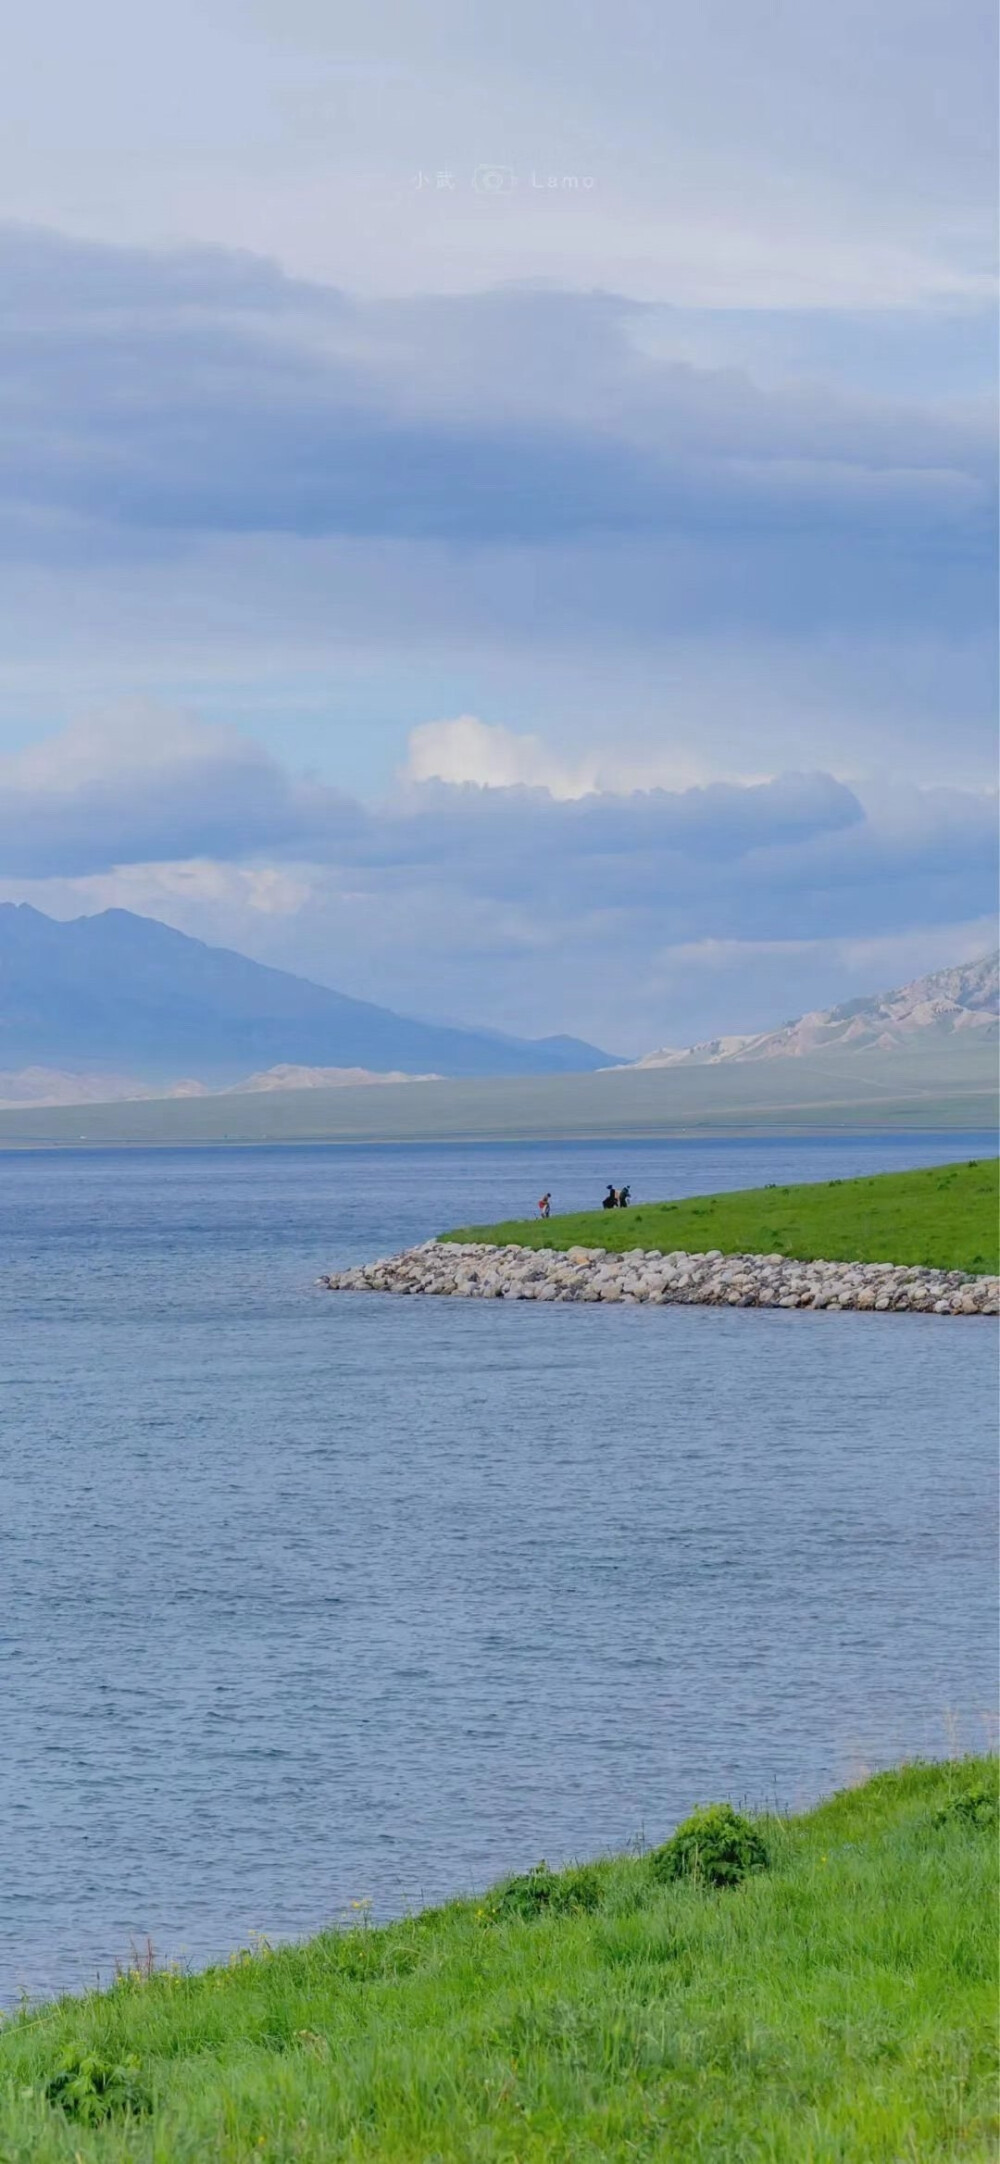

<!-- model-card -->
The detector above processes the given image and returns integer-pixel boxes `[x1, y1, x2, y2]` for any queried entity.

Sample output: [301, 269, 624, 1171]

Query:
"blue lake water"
[1, 1131, 997, 2002]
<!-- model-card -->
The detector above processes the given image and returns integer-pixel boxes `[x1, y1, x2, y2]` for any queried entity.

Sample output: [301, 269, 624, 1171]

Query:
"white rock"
[321, 1239, 994, 1319]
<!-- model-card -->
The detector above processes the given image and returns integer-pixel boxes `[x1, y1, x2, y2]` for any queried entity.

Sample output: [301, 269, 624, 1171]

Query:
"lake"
[1, 1132, 996, 2002]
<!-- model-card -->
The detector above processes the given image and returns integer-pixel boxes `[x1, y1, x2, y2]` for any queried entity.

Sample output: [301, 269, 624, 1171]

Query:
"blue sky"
[0, 0, 995, 1051]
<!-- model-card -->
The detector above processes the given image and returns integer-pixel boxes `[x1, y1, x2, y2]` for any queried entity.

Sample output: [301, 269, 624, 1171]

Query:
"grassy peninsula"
[443, 1158, 999, 1274]
[0, 1759, 995, 2161]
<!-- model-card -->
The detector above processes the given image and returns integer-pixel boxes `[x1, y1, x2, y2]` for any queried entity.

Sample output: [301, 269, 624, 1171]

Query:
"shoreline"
[0, 1116, 996, 1153]
[323, 1240, 1000, 1314]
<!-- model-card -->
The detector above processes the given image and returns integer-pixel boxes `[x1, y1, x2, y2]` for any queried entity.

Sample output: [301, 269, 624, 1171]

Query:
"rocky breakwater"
[322, 1242, 999, 1315]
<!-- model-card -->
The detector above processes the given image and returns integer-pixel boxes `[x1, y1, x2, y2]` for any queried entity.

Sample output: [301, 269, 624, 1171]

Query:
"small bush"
[44, 2045, 150, 2125]
[933, 1781, 999, 1833]
[649, 1804, 769, 1889]
[490, 1861, 603, 1921]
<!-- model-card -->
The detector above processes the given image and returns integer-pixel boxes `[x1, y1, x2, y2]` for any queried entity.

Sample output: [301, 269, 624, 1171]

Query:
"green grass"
[442, 1158, 1000, 1274]
[1, 1758, 996, 2161]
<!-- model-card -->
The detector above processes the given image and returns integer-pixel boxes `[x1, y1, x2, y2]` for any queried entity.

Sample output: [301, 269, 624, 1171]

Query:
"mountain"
[0, 905, 616, 1082]
[631, 953, 999, 1068]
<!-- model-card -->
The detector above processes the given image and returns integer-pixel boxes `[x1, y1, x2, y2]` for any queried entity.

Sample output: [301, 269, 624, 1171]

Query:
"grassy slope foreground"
[444, 1159, 1000, 1274]
[0, 1759, 996, 2162]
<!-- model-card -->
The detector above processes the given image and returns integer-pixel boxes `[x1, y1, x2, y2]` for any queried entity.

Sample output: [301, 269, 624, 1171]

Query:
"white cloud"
[403, 716, 707, 797]
[406, 716, 581, 795]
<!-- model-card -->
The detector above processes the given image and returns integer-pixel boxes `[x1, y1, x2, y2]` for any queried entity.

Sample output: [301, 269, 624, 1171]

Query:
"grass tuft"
[649, 1802, 770, 1889]
[488, 1861, 605, 1921]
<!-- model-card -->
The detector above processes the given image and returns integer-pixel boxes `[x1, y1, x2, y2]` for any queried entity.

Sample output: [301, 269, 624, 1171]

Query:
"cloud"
[0, 704, 864, 880]
[406, 716, 592, 796]
[0, 231, 992, 607]
[0, 705, 362, 876]
[403, 715, 710, 797]
[0, 706, 994, 1050]
[0, 227, 993, 803]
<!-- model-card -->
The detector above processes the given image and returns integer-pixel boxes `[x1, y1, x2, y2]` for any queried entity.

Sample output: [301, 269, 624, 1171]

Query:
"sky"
[0, 0, 996, 1054]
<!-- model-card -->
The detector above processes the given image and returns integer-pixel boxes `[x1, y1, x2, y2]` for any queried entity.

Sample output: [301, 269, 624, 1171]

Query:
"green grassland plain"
[444, 1159, 1000, 1275]
[0, 1759, 995, 2163]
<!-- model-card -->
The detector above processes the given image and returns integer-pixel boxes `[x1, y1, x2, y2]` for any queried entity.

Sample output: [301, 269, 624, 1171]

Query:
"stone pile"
[322, 1241, 999, 1316]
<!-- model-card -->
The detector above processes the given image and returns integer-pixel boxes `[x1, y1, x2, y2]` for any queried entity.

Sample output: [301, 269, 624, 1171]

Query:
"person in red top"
[538, 1192, 552, 1218]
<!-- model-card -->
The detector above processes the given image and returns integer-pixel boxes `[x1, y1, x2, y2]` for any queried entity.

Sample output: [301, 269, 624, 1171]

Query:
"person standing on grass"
[538, 1192, 552, 1218]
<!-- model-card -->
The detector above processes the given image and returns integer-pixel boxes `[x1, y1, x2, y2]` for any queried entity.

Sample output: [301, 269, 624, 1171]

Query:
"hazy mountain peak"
[0, 904, 617, 1084]
[632, 952, 999, 1068]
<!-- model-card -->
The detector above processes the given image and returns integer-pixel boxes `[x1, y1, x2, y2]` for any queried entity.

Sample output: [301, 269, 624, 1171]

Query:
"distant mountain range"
[630, 953, 999, 1068]
[0, 904, 616, 1095]
[1, 908, 994, 1112]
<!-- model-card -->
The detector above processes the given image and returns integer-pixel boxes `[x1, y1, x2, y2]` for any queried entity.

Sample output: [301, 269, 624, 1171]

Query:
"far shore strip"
[323, 1242, 999, 1315]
